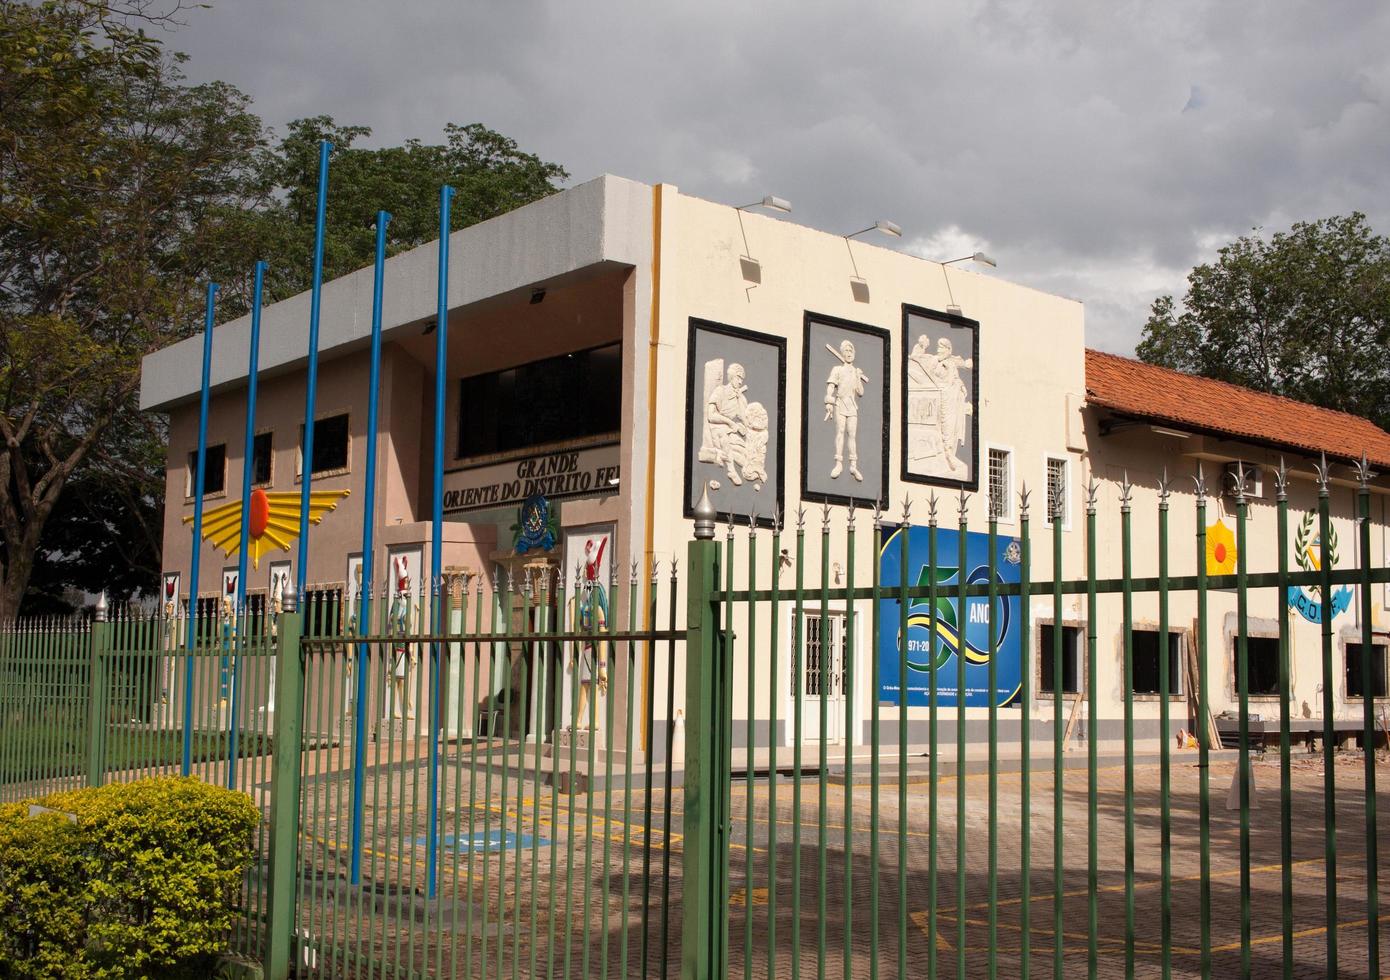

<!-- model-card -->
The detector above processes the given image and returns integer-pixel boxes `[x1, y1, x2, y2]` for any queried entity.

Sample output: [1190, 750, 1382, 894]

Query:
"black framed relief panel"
[900, 304, 980, 492]
[684, 318, 786, 528]
[801, 312, 890, 508]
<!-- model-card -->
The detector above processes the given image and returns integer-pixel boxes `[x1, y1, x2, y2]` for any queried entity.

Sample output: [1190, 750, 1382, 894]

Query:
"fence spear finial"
[693, 480, 716, 540]
[1019, 481, 1031, 519]
[94, 591, 108, 623]
[1274, 456, 1289, 501]
[958, 489, 970, 522]
[1315, 452, 1330, 496]
[1192, 462, 1207, 503]
[1119, 471, 1132, 511]
[1158, 467, 1171, 506]
[1355, 451, 1373, 489]
[872, 499, 882, 530]
[630, 560, 639, 586]
[928, 491, 939, 526]
[796, 505, 806, 531]
[846, 498, 856, 526]
[1231, 459, 1249, 504]
[1085, 475, 1099, 514]
[821, 500, 832, 532]
[901, 493, 912, 525]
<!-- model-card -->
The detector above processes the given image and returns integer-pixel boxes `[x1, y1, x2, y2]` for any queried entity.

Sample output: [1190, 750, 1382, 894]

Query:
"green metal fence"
[2, 460, 1388, 978]
[686, 460, 1386, 980]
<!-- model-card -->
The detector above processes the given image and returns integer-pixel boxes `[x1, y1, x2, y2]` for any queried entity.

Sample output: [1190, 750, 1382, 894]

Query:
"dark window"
[458, 342, 622, 458]
[302, 587, 344, 638]
[1040, 624, 1082, 694]
[252, 432, 273, 485]
[194, 596, 221, 645]
[300, 414, 349, 475]
[1239, 636, 1281, 696]
[187, 444, 226, 496]
[1346, 642, 1389, 698]
[1131, 629, 1184, 695]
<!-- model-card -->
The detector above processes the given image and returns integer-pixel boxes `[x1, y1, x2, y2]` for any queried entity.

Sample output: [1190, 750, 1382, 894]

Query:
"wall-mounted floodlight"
[942, 251, 997, 268]
[939, 250, 997, 315]
[734, 194, 792, 290]
[844, 220, 902, 302]
[846, 220, 903, 240]
[738, 195, 792, 214]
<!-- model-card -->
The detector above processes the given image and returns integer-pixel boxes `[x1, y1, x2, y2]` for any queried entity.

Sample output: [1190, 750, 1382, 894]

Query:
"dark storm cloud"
[166, 0, 1390, 353]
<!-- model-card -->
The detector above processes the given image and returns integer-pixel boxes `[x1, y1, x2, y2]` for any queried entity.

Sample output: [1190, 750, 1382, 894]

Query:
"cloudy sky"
[164, 1, 1390, 353]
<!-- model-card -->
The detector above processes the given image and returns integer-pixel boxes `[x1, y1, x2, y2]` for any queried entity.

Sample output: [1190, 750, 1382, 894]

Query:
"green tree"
[2, 3, 569, 619]
[0, 0, 270, 621]
[1137, 213, 1390, 430]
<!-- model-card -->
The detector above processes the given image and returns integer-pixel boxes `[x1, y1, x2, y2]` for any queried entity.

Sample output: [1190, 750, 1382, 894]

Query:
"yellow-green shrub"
[0, 777, 259, 980]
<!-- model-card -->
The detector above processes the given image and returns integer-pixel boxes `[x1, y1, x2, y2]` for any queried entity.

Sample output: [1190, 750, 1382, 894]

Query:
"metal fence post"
[683, 488, 724, 980]
[265, 582, 304, 980]
[86, 593, 109, 787]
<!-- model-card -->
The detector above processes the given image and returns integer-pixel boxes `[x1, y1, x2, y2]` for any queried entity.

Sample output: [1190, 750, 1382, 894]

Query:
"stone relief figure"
[823, 339, 867, 481]
[698, 358, 769, 490]
[907, 335, 973, 478]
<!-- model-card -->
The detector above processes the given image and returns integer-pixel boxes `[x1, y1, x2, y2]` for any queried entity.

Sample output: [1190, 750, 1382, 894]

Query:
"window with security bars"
[1046, 456, 1068, 527]
[793, 612, 846, 698]
[988, 447, 1011, 520]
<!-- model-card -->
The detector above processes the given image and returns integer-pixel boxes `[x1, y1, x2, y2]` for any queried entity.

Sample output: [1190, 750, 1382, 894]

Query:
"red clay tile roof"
[1085, 349, 1390, 468]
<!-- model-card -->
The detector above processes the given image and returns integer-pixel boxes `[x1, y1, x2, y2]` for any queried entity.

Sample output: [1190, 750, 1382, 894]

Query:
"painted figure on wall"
[907, 335, 973, 478]
[570, 545, 610, 732]
[387, 555, 417, 720]
[698, 359, 769, 490]
[823, 339, 867, 481]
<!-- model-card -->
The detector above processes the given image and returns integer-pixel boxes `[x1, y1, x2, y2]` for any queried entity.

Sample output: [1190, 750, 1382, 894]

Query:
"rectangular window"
[987, 447, 1012, 520]
[1346, 642, 1389, 698]
[252, 432, 273, 486]
[1131, 629, 1184, 695]
[458, 342, 622, 458]
[793, 612, 847, 698]
[302, 587, 344, 639]
[186, 444, 226, 496]
[1045, 456, 1068, 527]
[298, 414, 349, 476]
[1238, 636, 1281, 696]
[1039, 623, 1082, 694]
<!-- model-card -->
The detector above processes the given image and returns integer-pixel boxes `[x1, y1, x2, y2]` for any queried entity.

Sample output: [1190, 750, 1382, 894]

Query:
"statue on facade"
[907, 335, 973, 478]
[823, 339, 867, 481]
[698, 359, 769, 489]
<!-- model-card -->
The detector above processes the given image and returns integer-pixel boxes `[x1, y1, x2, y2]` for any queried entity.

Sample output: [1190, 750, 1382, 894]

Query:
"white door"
[790, 611, 847, 744]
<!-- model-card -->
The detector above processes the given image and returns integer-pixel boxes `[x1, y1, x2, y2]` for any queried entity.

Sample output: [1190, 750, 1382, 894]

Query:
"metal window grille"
[988, 447, 1011, 519]
[1047, 456, 1067, 524]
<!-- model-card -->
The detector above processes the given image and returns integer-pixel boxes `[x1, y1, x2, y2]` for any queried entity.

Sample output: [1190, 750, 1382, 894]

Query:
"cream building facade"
[141, 175, 1390, 756]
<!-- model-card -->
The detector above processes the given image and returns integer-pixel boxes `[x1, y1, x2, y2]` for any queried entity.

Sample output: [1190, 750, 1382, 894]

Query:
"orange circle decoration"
[249, 488, 270, 539]
[1205, 519, 1237, 575]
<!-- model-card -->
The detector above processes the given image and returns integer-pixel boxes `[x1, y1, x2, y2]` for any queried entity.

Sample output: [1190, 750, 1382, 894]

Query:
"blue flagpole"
[183, 281, 219, 776]
[427, 184, 454, 898]
[349, 211, 390, 884]
[227, 261, 267, 790]
[296, 140, 331, 595]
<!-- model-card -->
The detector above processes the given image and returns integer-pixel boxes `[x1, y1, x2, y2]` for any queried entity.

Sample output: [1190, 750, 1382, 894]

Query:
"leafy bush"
[0, 777, 259, 979]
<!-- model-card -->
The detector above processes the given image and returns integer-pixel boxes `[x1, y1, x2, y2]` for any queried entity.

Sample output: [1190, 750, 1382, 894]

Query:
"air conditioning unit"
[1223, 462, 1263, 500]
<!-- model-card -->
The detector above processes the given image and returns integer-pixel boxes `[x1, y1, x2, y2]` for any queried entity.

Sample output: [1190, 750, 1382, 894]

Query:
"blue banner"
[878, 525, 1022, 707]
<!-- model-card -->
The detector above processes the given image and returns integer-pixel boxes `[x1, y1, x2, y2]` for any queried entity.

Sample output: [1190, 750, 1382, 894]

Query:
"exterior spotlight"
[846, 220, 903, 240]
[942, 251, 997, 268]
[737, 195, 792, 214]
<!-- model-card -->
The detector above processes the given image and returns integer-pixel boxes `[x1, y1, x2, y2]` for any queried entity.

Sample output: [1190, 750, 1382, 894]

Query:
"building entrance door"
[790, 610, 847, 744]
